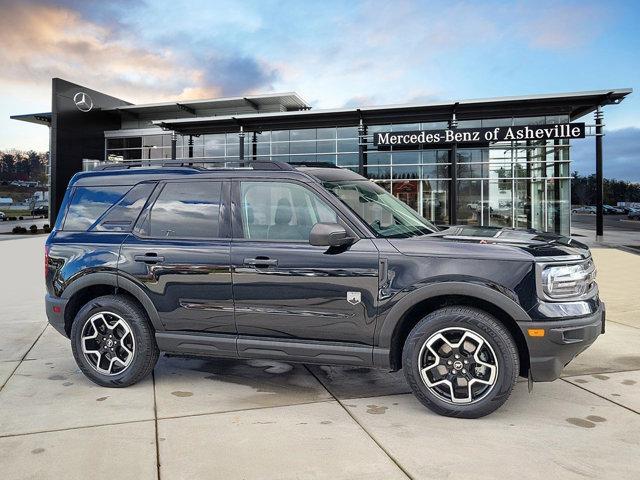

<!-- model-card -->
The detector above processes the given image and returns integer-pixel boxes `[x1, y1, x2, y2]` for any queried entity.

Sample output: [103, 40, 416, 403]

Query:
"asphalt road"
[571, 213, 640, 232]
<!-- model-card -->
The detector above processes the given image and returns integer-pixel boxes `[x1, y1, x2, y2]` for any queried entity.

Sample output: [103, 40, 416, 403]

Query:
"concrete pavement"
[1, 236, 639, 479]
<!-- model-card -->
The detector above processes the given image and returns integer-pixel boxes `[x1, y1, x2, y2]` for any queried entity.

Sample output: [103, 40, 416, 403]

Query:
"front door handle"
[134, 253, 165, 264]
[243, 257, 278, 268]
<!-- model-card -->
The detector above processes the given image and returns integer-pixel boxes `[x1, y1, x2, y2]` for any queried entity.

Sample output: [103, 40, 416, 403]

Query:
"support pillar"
[595, 106, 604, 241]
[239, 127, 245, 162]
[358, 120, 367, 176]
[448, 113, 458, 226]
[170, 131, 177, 160]
[553, 139, 561, 234]
[252, 132, 257, 161]
[188, 135, 194, 158]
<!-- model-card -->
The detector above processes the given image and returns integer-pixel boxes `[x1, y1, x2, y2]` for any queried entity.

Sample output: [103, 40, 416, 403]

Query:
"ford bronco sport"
[45, 161, 604, 418]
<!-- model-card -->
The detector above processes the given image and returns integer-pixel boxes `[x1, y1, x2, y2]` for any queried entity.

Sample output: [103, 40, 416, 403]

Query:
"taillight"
[45, 244, 50, 278]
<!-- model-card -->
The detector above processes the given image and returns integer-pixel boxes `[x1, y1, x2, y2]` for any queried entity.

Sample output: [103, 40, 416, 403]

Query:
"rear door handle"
[134, 253, 165, 264]
[243, 257, 278, 267]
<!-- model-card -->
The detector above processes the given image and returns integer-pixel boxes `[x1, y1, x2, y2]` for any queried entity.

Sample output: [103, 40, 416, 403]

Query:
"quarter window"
[240, 182, 337, 241]
[64, 185, 130, 231]
[147, 182, 222, 238]
[94, 183, 156, 231]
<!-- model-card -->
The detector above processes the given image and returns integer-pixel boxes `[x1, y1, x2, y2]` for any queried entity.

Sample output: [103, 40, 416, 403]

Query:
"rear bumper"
[45, 294, 69, 337]
[519, 303, 605, 382]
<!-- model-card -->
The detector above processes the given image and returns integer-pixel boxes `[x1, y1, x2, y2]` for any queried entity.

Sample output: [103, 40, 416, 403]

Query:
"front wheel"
[71, 295, 159, 387]
[403, 307, 519, 418]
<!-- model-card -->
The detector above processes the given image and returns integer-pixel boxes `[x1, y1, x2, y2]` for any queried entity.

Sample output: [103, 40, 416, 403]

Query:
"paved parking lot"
[1, 237, 639, 479]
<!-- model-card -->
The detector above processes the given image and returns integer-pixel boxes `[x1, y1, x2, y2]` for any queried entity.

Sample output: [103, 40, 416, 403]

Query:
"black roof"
[153, 88, 633, 135]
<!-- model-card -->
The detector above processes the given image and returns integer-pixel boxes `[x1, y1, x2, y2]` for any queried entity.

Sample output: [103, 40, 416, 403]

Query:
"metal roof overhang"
[9, 112, 52, 126]
[105, 92, 309, 117]
[153, 88, 632, 135]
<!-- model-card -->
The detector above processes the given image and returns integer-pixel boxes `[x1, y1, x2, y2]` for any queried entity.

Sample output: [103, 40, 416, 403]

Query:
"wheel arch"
[375, 282, 531, 377]
[61, 273, 162, 336]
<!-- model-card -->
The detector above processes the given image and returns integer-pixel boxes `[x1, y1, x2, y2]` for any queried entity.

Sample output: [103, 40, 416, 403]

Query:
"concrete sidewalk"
[1, 237, 639, 480]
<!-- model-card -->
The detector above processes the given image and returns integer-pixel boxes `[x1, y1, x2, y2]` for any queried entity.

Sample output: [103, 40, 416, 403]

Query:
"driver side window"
[240, 181, 337, 242]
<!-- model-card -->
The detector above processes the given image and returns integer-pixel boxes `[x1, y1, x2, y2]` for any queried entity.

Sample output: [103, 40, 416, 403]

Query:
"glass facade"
[105, 114, 572, 235]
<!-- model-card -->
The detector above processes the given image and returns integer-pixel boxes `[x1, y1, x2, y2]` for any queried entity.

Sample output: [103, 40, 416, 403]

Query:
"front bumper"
[519, 303, 605, 382]
[45, 294, 69, 337]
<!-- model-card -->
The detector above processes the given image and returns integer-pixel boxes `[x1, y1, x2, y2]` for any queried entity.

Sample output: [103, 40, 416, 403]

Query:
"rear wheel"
[71, 295, 159, 387]
[403, 306, 519, 418]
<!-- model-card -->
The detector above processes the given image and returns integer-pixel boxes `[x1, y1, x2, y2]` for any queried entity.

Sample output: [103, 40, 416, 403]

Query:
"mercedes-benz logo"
[73, 92, 93, 112]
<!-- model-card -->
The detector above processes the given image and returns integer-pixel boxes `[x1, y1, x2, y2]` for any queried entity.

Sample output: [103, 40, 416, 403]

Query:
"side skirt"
[155, 332, 375, 367]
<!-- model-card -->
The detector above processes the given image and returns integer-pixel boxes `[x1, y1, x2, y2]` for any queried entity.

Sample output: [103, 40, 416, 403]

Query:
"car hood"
[388, 225, 590, 260]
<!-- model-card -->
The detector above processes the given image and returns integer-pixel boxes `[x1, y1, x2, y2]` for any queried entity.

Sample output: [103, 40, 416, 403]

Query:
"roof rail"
[288, 161, 339, 169]
[92, 159, 296, 172]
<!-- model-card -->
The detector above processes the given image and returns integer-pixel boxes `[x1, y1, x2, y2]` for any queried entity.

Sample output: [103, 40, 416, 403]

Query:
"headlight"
[540, 259, 596, 299]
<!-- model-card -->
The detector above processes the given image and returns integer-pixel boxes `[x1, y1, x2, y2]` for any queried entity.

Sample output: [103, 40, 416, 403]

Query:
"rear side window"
[93, 183, 156, 232]
[145, 181, 222, 238]
[63, 186, 130, 231]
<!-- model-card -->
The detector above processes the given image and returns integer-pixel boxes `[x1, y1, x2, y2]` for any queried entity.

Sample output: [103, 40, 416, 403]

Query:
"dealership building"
[12, 79, 631, 236]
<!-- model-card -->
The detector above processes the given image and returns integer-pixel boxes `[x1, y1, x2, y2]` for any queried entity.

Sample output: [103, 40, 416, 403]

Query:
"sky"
[0, 0, 638, 180]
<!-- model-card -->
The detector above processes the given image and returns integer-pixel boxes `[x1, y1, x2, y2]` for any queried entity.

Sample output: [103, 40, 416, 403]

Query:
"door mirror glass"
[309, 222, 353, 247]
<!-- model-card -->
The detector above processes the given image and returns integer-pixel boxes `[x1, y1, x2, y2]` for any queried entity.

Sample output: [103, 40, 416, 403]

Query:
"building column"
[188, 135, 194, 158]
[595, 106, 604, 241]
[553, 139, 561, 234]
[358, 120, 367, 176]
[170, 131, 177, 160]
[239, 126, 245, 162]
[526, 140, 532, 229]
[252, 131, 257, 161]
[448, 113, 458, 226]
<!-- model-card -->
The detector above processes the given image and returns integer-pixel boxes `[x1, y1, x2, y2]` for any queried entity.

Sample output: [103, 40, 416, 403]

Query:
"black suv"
[45, 161, 604, 418]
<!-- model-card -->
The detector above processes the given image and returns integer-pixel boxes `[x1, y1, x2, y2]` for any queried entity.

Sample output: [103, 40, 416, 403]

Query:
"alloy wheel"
[81, 311, 136, 376]
[418, 327, 498, 404]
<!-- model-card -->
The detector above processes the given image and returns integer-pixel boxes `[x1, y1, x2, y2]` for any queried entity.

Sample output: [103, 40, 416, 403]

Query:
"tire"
[71, 295, 159, 387]
[402, 306, 519, 418]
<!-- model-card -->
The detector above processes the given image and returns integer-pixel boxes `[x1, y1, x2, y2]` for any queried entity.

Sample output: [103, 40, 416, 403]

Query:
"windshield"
[324, 180, 439, 238]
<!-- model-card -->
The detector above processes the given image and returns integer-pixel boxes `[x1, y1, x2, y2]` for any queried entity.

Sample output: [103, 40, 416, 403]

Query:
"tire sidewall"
[403, 308, 518, 418]
[71, 296, 153, 387]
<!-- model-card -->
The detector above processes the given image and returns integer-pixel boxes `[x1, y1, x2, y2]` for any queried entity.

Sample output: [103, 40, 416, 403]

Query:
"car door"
[119, 179, 234, 348]
[230, 179, 380, 358]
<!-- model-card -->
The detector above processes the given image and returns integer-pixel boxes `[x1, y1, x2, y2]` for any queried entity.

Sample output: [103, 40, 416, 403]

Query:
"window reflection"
[148, 182, 222, 238]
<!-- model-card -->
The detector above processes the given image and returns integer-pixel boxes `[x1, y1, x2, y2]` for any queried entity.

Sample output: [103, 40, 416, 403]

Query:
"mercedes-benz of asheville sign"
[373, 123, 585, 147]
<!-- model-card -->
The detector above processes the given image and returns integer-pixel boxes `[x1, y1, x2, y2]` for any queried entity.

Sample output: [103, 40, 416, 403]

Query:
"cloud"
[198, 55, 279, 97]
[0, 0, 278, 103]
[513, 2, 608, 49]
[572, 127, 640, 182]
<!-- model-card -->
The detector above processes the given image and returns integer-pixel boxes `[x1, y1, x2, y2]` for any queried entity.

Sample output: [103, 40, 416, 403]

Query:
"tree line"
[571, 171, 640, 205]
[0, 149, 49, 183]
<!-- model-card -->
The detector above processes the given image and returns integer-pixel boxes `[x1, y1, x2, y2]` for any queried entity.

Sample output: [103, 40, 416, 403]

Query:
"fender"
[61, 271, 163, 332]
[373, 281, 531, 368]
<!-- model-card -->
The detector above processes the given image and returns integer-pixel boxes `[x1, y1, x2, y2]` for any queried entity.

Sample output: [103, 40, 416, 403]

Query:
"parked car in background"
[603, 205, 624, 214]
[571, 206, 596, 214]
[603, 206, 615, 214]
[628, 209, 640, 220]
[31, 206, 49, 216]
[44, 161, 604, 419]
[0, 211, 6, 221]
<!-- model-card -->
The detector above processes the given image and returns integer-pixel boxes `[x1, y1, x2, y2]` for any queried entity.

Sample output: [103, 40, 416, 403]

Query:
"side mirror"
[309, 222, 354, 247]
